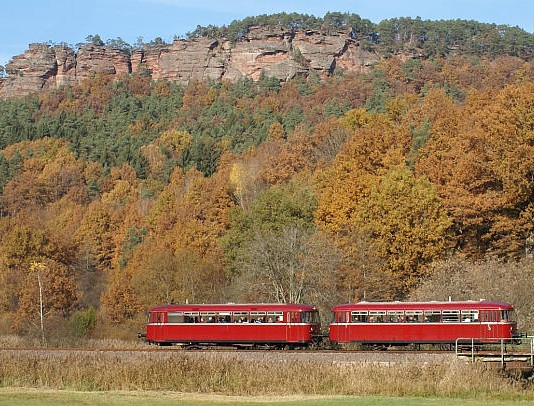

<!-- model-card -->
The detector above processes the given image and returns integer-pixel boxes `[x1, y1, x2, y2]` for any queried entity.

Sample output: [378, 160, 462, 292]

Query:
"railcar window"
[233, 312, 249, 323]
[250, 312, 266, 323]
[200, 312, 216, 323]
[405, 311, 424, 322]
[351, 311, 368, 323]
[369, 311, 386, 322]
[289, 312, 299, 323]
[167, 312, 184, 323]
[501, 311, 510, 322]
[482, 310, 499, 322]
[218, 312, 231, 323]
[442, 310, 460, 322]
[184, 312, 199, 323]
[424, 310, 441, 322]
[461, 310, 478, 322]
[266, 311, 283, 322]
[150, 312, 164, 323]
[302, 311, 320, 324]
[386, 311, 404, 322]
[336, 312, 348, 323]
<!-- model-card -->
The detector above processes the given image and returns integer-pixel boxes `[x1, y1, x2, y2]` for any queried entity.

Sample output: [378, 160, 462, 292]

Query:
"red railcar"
[329, 301, 518, 345]
[144, 303, 320, 348]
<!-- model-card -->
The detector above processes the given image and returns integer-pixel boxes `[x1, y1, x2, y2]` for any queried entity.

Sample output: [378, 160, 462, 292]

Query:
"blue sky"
[1, 0, 533, 68]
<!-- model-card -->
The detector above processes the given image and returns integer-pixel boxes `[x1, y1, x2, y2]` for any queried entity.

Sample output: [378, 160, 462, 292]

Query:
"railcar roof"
[148, 303, 317, 312]
[331, 300, 514, 311]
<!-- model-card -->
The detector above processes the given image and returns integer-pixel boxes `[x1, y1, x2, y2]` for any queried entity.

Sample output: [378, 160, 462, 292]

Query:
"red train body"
[329, 301, 518, 345]
[142, 300, 520, 348]
[144, 303, 320, 347]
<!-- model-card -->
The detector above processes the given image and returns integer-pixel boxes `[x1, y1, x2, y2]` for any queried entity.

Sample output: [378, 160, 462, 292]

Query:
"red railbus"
[144, 303, 320, 348]
[329, 301, 518, 345]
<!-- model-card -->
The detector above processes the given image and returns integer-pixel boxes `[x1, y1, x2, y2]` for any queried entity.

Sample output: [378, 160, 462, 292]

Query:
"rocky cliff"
[0, 27, 379, 99]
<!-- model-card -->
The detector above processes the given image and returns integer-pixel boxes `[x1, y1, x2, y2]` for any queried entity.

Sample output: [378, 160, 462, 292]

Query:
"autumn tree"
[314, 111, 410, 234]
[333, 230, 386, 303]
[0, 139, 87, 217]
[155, 128, 192, 168]
[221, 179, 317, 277]
[13, 259, 79, 336]
[100, 266, 143, 325]
[233, 226, 343, 322]
[129, 244, 225, 308]
[229, 159, 263, 210]
[74, 201, 116, 273]
[160, 161, 235, 259]
[0, 209, 81, 336]
[411, 256, 534, 331]
[258, 119, 351, 187]
[354, 165, 452, 298]
[415, 82, 534, 258]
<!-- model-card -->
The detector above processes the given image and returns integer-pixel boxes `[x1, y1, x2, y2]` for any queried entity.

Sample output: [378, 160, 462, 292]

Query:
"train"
[142, 303, 320, 348]
[139, 300, 520, 349]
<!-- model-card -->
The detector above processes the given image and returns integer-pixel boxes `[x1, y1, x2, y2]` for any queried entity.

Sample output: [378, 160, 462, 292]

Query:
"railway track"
[0, 345, 459, 354]
[0, 344, 529, 354]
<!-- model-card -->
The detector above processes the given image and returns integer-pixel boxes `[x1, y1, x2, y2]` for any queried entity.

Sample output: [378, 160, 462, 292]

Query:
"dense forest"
[0, 13, 533, 341]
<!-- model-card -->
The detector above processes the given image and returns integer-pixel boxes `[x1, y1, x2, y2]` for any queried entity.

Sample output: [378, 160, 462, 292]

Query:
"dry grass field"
[0, 343, 533, 402]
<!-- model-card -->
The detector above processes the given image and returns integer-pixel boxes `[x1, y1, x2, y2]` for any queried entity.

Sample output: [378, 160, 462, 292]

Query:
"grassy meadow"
[1, 390, 534, 406]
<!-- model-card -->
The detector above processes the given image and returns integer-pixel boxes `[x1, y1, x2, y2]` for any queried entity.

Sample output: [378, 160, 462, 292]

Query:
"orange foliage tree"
[415, 82, 534, 257]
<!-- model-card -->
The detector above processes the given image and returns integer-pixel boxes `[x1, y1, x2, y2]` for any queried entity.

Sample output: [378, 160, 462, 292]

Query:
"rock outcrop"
[0, 28, 379, 99]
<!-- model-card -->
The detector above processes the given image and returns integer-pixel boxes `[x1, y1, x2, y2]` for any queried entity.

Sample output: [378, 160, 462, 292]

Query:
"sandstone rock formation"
[0, 28, 379, 99]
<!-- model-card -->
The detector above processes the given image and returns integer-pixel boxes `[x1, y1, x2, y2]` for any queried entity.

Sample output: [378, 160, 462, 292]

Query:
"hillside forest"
[0, 14, 533, 341]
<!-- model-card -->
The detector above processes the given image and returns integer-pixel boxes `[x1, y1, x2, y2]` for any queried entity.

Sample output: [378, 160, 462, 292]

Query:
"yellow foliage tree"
[14, 259, 78, 335]
[354, 165, 452, 298]
[157, 129, 192, 163]
[74, 201, 116, 273]
[314, 118, 410, 234]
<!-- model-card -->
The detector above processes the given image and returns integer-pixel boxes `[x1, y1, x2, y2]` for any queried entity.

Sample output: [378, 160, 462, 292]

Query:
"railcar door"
[286, 311, 299, 343]
[479, 310, 499, 340]
[151, 311, 166, 342]
[335, 311, 350, 343]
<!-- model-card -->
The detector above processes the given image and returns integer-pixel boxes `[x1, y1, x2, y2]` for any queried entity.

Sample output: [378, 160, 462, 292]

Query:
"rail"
[455, 336, 534, 367]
